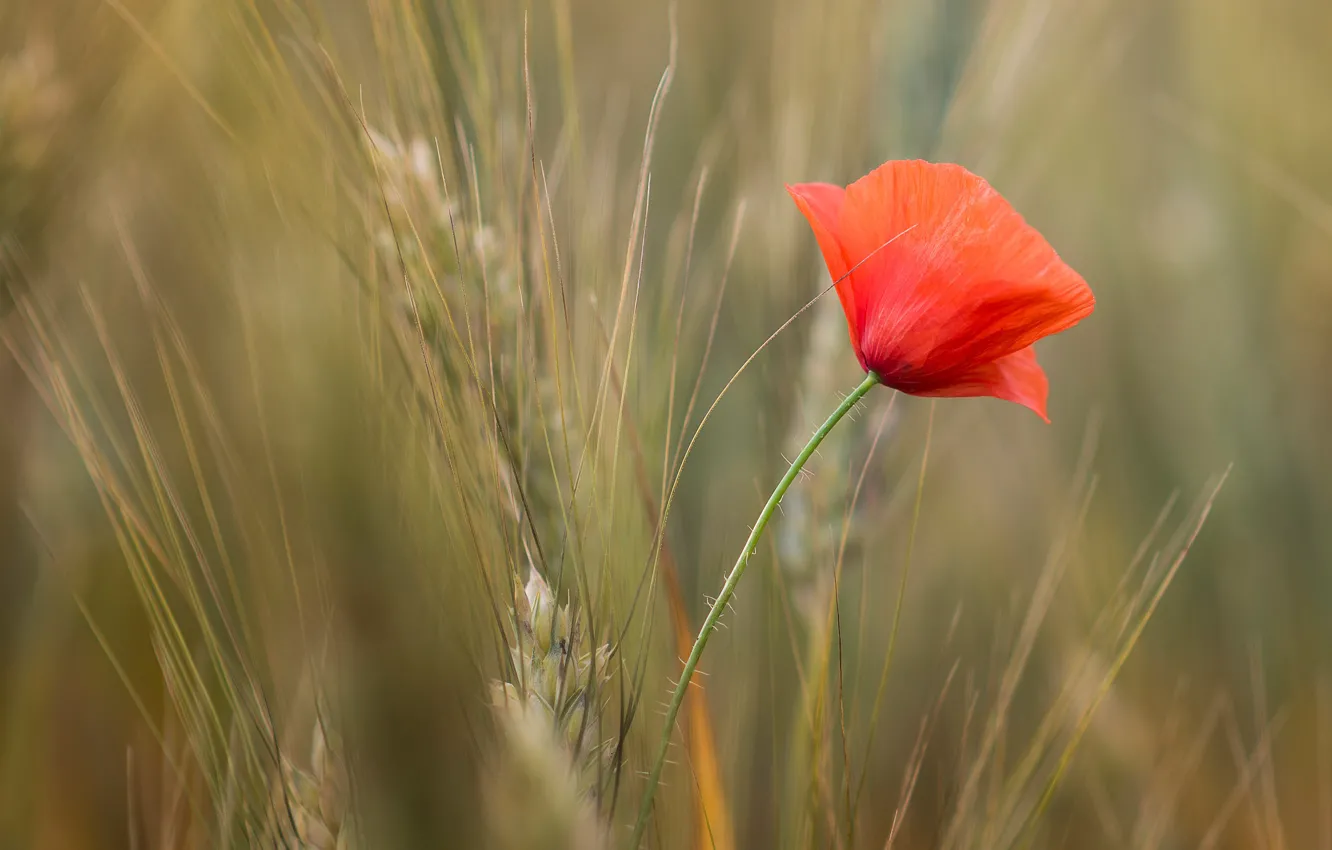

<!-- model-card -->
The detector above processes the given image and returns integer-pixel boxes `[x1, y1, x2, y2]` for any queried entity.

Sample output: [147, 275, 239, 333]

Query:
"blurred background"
[1, 0, 1330, 848]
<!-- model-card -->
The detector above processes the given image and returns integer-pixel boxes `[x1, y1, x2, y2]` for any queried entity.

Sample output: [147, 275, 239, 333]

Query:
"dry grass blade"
[1014, 467, 1232, 848]
[596, 294, 735, 850]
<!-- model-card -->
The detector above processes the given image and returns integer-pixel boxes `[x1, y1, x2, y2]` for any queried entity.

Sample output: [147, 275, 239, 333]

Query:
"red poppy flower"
[788, 160, 1094, 421]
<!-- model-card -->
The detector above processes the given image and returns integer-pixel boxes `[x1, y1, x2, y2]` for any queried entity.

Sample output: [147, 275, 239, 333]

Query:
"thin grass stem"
[629, 371, 881, 848]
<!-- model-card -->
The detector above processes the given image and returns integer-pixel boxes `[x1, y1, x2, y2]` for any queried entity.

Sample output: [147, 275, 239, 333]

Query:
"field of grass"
[3, 0, 1332, 847]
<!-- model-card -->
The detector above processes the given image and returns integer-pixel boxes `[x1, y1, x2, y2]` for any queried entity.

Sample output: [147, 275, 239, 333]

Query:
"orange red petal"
[913, 346, 1051, 422]
[789, 160, 1094, 420]
[786, 182, 861, 363]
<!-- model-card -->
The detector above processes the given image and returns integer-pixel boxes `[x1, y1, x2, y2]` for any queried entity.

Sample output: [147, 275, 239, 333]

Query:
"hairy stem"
[629, 371, 880, 848]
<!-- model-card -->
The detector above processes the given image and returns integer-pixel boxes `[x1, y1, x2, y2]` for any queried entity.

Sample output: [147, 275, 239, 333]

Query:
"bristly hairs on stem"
[628, 370, 882, 848]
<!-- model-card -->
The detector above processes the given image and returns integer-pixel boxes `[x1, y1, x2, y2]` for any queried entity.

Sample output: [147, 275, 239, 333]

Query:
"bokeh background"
[2, 0, 1330, 848]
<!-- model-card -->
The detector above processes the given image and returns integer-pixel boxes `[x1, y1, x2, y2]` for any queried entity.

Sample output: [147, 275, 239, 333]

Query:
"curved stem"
[629, 371, 880, 848]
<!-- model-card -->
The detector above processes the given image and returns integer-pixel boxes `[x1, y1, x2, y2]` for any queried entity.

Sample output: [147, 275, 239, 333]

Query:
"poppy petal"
[786, 182, 864, 363]
[914, 345, 1050, 422]
[834, 161, 1093, 382]
[785, 183, 848, 280]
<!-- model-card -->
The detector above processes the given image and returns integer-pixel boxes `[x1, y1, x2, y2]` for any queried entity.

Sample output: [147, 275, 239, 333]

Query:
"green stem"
[628, 371, 880, 848]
